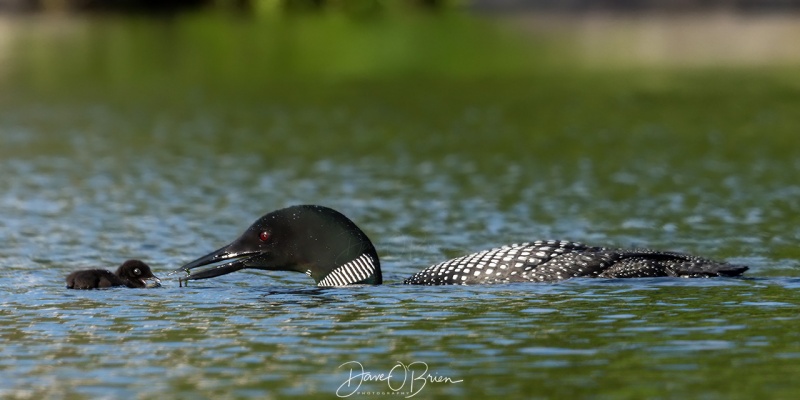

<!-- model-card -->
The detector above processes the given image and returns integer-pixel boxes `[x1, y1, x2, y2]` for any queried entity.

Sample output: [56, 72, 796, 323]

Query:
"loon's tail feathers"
[596, 250, 750, 279]
[670, 262, 749, 278]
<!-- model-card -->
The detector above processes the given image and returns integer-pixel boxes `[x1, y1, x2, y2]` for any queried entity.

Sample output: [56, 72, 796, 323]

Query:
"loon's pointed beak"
[173, 244, 257, 284]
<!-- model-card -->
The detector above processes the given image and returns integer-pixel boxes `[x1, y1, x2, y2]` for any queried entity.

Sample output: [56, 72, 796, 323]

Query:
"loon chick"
[66, 259, 161, 289]
[174, 205, 748, 286]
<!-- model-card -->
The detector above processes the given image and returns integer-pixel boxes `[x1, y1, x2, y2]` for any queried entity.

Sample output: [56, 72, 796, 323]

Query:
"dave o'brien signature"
[336, 360, 463, 398]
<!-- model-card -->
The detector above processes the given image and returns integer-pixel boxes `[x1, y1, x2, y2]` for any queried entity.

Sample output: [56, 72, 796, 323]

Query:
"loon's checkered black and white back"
[402, 240, 748, 285]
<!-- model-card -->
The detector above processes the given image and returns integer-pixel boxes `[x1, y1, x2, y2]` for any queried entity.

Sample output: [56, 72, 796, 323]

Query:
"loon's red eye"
[259, 231, 271, 242]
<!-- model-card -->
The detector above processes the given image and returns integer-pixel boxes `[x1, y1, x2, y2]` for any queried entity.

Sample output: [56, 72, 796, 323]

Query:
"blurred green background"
[2, 0, 799, 163]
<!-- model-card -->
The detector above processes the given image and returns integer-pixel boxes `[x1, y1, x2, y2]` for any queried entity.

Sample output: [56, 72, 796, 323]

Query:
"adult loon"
[66, 259, 161, 289]
[173, 205, 748, 286]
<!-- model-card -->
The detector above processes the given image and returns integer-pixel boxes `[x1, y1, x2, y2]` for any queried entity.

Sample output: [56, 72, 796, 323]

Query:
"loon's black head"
[116, 259, 161, 288]
[174, 205, 382, 286]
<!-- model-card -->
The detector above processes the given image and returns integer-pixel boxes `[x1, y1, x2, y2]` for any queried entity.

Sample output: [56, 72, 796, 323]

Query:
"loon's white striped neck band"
[317, 254, 378, 287]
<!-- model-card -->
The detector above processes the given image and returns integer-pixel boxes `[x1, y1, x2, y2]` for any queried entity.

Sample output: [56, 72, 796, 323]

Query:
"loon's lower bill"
[172, 205, 748, 286]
